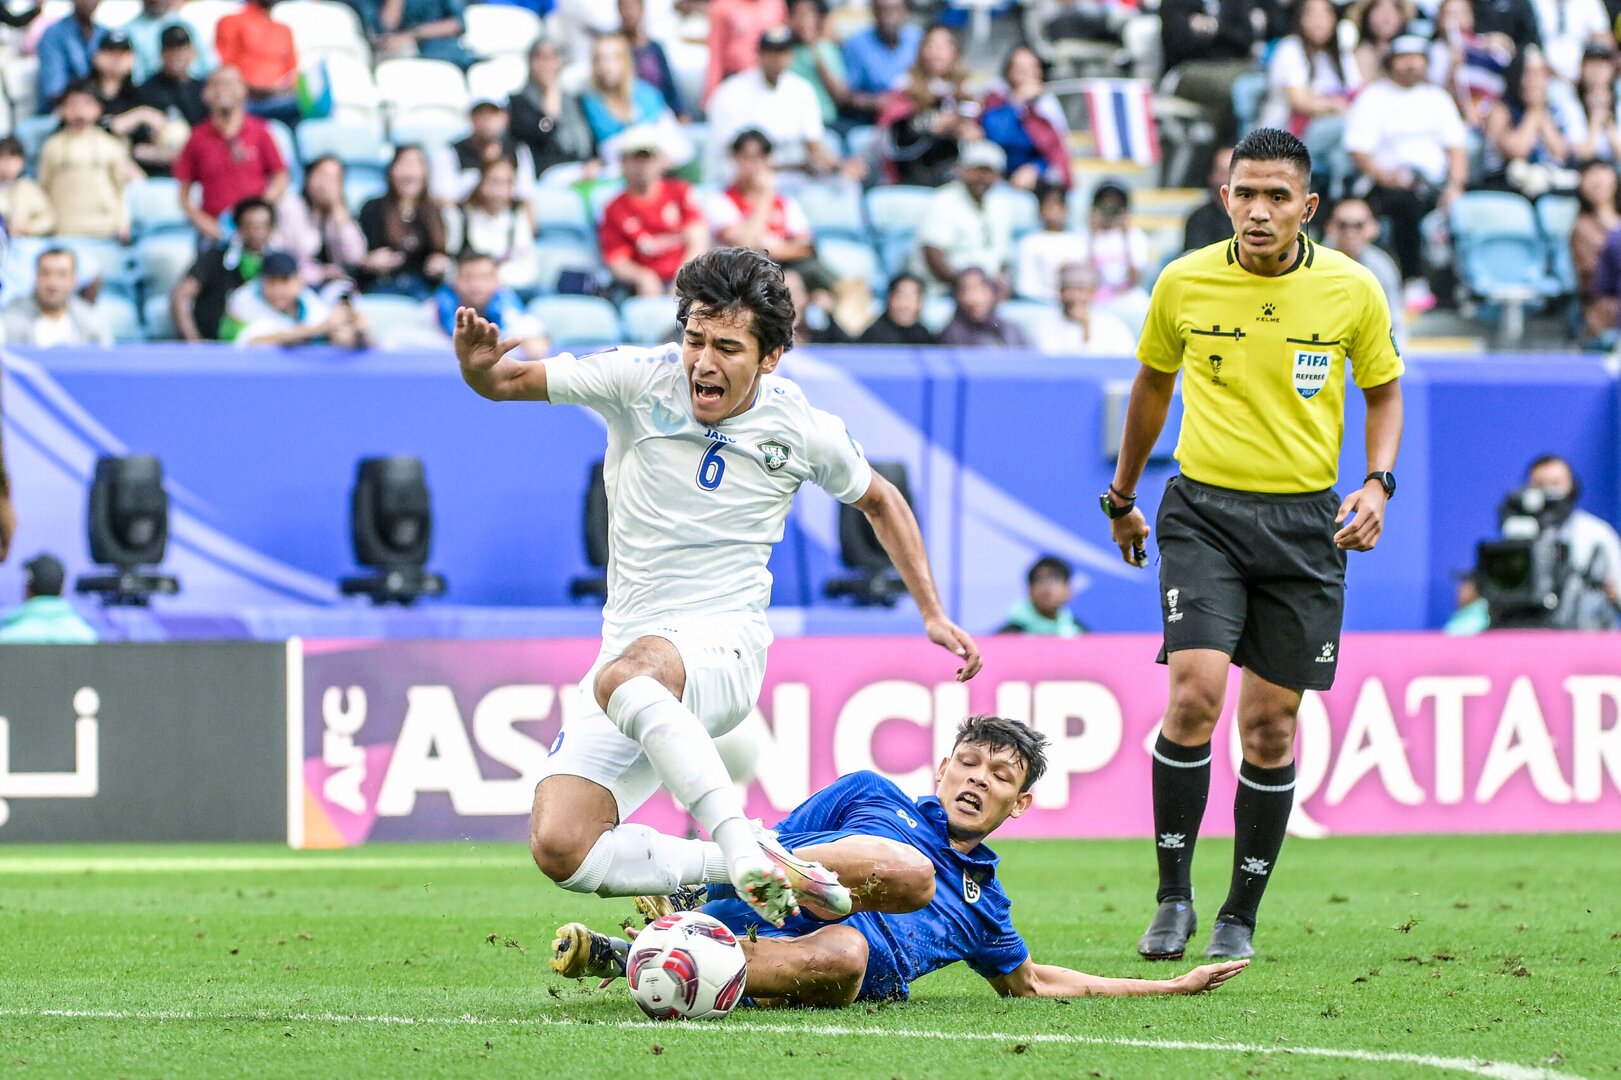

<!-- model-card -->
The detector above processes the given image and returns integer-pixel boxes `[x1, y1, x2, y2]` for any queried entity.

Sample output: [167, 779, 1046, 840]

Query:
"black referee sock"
[1219, 760, 1298, 928]
[1151, 734, 1212, 904]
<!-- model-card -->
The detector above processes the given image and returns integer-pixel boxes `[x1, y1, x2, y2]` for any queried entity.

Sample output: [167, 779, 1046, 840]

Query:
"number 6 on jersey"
[697, 441, 727, 490]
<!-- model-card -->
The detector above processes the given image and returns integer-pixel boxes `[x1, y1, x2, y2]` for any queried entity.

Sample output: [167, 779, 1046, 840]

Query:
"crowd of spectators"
[5, 0, 1621, 351]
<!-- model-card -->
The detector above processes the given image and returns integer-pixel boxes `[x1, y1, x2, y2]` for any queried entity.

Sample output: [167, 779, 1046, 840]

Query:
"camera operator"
[1477, 455, 1621, 629]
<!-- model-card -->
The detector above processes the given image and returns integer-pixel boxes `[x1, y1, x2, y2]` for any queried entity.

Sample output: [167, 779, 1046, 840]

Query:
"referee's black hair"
[1230, 127, 1313, 185]
[952, 716, 1050, 792]
[674, 247, 796, 359]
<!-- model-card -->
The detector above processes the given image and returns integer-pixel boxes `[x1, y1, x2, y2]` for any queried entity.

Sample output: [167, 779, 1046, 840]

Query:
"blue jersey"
[708, 771, 1028, 1000]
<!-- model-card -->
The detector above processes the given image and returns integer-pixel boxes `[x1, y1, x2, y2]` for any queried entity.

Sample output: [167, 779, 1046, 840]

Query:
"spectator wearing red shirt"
[704, 128, 831, 290]
[704, 0, 787, 104]
[175, 66, 290, 241]
[213, 0, 301, 127]
[598, 127, 710, 296]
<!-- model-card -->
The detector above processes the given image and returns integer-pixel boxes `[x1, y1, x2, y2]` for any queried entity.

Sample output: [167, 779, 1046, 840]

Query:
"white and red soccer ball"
[624, 911, 748, 1021]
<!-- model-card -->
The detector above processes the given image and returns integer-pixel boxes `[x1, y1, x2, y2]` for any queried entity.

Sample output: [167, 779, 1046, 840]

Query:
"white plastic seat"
[272, 0, 369, 66]
[466, 56, 526, 101]
[460, 3, 542, 59]
[375, 58, 470, 128]
[179, 0, 245, 53]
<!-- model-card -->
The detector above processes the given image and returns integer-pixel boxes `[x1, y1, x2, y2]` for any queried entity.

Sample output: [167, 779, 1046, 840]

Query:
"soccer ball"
[624, 911, 748, 1021]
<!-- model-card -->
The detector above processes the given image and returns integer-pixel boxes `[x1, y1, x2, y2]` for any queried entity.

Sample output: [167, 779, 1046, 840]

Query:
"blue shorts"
[701, 829, 912, 1002]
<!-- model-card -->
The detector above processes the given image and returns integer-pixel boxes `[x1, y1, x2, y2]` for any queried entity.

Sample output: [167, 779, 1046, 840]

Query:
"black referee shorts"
[1154, 475, 1348, 692]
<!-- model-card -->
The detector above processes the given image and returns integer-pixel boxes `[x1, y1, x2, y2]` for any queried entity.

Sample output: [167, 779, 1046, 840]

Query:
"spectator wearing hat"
[705, 129, 825, 287]
[434, 97, 537, 203]
[443, 156, 540, 294]
[996, 555, 1086, 637]
[371, 0, 475, 70]
[706, 25, 837, 185]
[132, 24, 209, 176]
[704, 0, 788, 104]
[840, 0, 920, 127]
[1034, 262, 1136, 357]
[213, 0, 302, 128]
[507, 37, 597, 179]
[225, 250, 370, 347]
[174, 66, 290, 243]
[1344, 33, 1469, 312]
[173, 196, 278, 341]
[0, 137, 55, 237]
[911, 141, 1017, 291]
[126, 0, 214, 84]
[1086, 179, 1151, 330]
[36, 0, 106, 114]
[89, 32, 152, 128]
[428, 250, 550, 359]
[1014, 182, 1089, 303]
[598, 128, 709, 297]
[0, 554, 98, 644]
[939, 266, 1030, 348]
[858, 272, 935, 345]
[39, 81, 138, 241]
[1, 248, 112, 347]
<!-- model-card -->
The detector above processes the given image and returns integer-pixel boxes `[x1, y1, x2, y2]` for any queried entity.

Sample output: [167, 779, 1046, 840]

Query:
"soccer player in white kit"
[454, 248, 982, 926]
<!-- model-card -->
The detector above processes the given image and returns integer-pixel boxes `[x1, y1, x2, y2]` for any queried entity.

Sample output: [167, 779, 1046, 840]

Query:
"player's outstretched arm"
[988, 958, 1248, 999]
[852, 471, 982, 682]
[454, 306, 551, 402]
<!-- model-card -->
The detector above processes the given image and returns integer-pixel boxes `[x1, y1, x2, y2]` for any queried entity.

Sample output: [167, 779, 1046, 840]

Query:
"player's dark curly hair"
[1230, 127, 1313, 185]
[674, 247, 796, 359]
[953, 716, 1049, 792]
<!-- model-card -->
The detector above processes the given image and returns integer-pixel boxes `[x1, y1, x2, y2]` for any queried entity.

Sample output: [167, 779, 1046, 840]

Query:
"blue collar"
[916, 795, 1002, 868]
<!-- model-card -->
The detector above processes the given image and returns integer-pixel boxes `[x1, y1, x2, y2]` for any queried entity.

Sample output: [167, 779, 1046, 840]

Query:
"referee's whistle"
[1131, 543, 1148, 567]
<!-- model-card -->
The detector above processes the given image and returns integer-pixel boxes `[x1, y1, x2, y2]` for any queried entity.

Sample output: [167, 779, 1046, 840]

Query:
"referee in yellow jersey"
[1101, 129, 1404, 961]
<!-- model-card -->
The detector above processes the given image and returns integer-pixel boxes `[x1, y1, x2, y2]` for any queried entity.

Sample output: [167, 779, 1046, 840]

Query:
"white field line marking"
[0, 855, 518, 874]
[0, 1007, 1584, 1080]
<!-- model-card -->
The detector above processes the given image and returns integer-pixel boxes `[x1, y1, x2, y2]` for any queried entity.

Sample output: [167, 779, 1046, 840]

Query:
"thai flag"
[1082, 79, 1160, 167]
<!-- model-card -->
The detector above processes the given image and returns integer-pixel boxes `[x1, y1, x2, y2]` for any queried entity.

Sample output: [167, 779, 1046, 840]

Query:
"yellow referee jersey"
[1137, 235, 1404, 494]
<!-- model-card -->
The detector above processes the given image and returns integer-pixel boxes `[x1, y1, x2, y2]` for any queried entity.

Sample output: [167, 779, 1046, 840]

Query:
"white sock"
[556, 825, 728, 896]
[606, 676, 761, 872]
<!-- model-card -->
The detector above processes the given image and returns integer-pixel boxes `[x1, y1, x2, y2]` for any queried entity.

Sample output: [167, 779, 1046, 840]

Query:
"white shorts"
[537, 614, 772, 822]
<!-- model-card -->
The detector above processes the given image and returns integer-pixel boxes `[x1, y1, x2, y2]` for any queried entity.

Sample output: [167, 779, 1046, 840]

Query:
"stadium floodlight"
[823, 461, 911, 608]
[75, 454, 182, 606]
[339, 456, 446, 606]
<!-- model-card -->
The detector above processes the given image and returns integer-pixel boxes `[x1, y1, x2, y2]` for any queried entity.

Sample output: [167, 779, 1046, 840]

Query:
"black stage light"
[339, 456, 446, 605]
[824, 461, 912, 607]
[75, 454, 181, 605]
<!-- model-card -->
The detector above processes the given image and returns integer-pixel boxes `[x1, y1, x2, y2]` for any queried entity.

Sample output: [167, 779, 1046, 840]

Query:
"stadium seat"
[529, 294, 622, 349]
[266, 118, 302, 187]
[1, 54, 37, 120]
[136, 232, 201, 297]
[181, 0, 245, 53]
[352, 292, 428, 330]
[97, 292, 144, 343]
[794, 179, 866, 241]
[532, 240, 603, 296]
[272, 0, 369, 66]
[844, 124, 880, 166]
[999, 298, 1058, 344]
[817, 235, 887, 295]
[376, 58, 470, 128]
[988, 184, 1040, 241]
[619, 294, 680, 346]
[143, 293, 177, 340]
[388, 114, 472, 153]
[0, 95, 12, 138]
[460, 3, 542, 59]
[864, 185, 935, 276]
[921, 294, 954, 334]
[128, 177, 192, 236]
[96, 0, 140, 24]
[56, 237, 137, 292]
[584, 180, 625, 226]
[466, 57, 526, 101]
[1534, 193, 1579, 295]
[343, 164, 388, 212]
[296, 116, 389, 167]
[1449, 190, 1563, 344]
[323, 52, 384, 127]
[532, 187, 595, 243]
[1231, 70, 1267, 138]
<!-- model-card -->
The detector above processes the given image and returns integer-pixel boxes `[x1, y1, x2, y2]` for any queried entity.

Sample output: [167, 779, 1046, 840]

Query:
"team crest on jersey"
[1292, 349, 1331, 399]
[651, 398, 686, 434]
[962, 871, 981, 904]
[758, 440, 790, 472]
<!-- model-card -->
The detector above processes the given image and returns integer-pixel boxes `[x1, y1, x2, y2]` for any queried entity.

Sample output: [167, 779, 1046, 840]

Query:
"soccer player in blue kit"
[552, 716, 1247, 1005]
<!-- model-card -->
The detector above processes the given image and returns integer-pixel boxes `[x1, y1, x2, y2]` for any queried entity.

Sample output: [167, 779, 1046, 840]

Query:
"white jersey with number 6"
[546, 343, 874, 641]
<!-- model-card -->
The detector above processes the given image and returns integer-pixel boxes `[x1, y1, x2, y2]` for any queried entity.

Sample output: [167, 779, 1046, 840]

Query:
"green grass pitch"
[1, 835, 1616, 1078]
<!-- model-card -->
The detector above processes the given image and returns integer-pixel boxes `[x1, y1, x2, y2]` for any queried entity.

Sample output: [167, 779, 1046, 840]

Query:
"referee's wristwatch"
[1099, 484, 1137, 519]
[1364, 471, 1397, 499]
